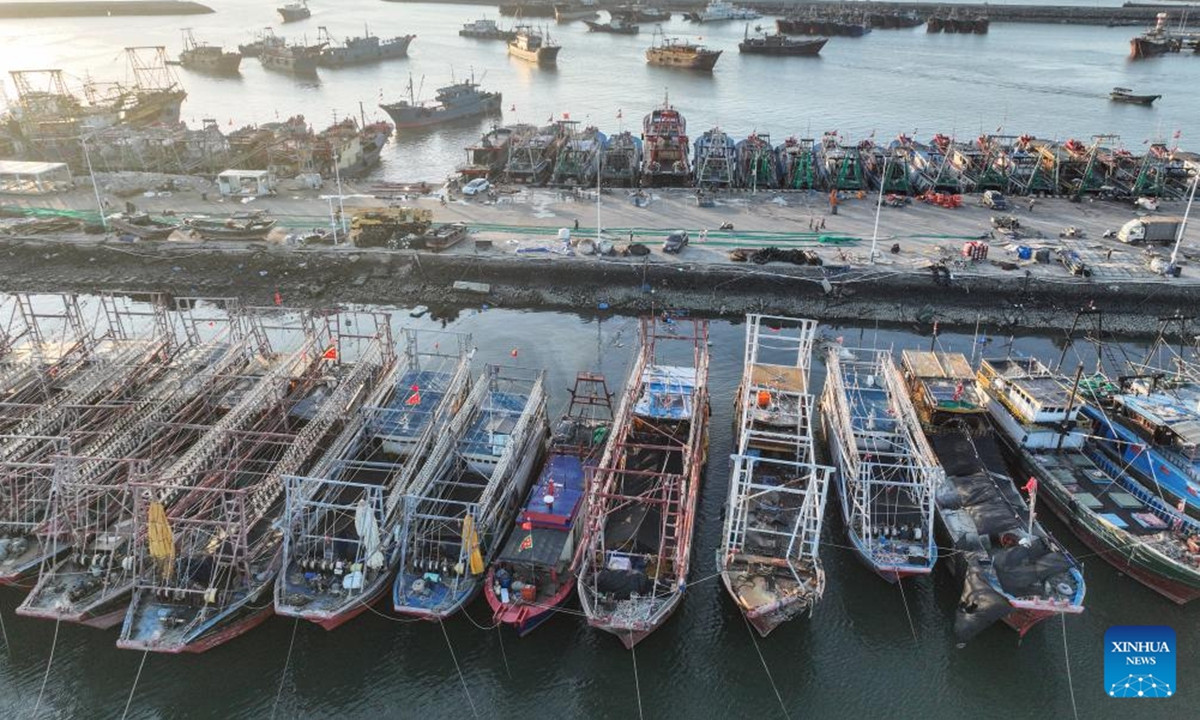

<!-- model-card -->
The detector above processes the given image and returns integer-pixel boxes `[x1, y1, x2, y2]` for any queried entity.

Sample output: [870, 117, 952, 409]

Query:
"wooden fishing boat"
[109, 212, 178, 240]
[577, 314, 710, 648]
[484, 373, 613, 635]
[183, 213, 276, 241]
[821, 345, 939, 583]
[718, 314, 831, 636]
[1110, 87, 1161, 105]
[275, 331, 472, 630]
[392, 365, 548, 619]
[902, 350, 1085, 642]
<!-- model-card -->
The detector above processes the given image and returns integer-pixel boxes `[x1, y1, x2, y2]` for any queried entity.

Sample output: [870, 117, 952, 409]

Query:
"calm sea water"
[1, 1, 1198, 182]
[0, 301, 1195, 718]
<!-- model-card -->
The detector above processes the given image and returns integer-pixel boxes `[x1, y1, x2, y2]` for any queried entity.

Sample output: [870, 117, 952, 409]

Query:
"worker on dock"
[829, 190, 839, 215]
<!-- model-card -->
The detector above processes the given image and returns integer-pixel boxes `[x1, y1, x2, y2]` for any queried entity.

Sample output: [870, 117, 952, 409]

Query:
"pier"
[749, 1, 1179, 27]
[0, 1, 214, 18]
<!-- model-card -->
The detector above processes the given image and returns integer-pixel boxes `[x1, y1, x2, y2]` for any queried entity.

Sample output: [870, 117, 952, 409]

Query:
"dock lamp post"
[1168, 169, 1198, 276]
[869, 154, 890, 264]
[333, 152, 348, 237]
[79, 131, 107, 231]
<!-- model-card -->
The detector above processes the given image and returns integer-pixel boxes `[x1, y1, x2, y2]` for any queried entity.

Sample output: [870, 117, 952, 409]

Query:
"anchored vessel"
[821, 347, 939, 582]
[178, 29, 241, 73]
[259, 39, 324, 74]
[688, 1, 760, 22]
[460, 18, 516, 41]
[738, 31, 827, 56]
[1110, 87, 1161, 105]
[507, 26, 561, 65]
[902, 350, 1086, 642]
[238, 28, 284, 58]
[381, 73, 502, 130]
[719, 315, 831, 636]
[316, 26, 414, 68]
[640, 94, 690, 187]
[485, 373, 613, 635]
[392, 366, 548, 619]
[979, 357, 1200, 604]
[577, 315, 710, 648]
[554, 3, 599, 23]
[646, 32, 721, 70]
[275, 331, 473, 630]
[116, 312, 395, 653]
[584, 16, 640, 34]
[600, 130, 643, 187]
[278, 1, 310, 23]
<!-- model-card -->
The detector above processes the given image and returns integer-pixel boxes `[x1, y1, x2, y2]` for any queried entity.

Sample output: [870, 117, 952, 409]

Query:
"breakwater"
[0, 1, 213, 18]
[750, 1, 1172, 26]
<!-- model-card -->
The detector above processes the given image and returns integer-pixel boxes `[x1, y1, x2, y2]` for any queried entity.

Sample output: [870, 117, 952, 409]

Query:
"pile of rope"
[728, 247, 823, 266]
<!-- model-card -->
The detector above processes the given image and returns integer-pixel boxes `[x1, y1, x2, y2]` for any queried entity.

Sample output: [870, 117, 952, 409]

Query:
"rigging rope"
[439, 617, 479, 720]
[742, 614, 791, 720]
[119, 651, 149, 720]
[32, 617, 60, 716]
[629, 632, 645, 720]
[495, 622, 512, 680]
[270, 618, 300, 720]
[1061, 613, 1079, 720]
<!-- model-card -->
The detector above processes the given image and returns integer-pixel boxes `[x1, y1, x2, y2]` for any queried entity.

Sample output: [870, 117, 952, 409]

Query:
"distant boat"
[738, 30, 827, 56]
[238, 27, 285, 58]
[687, 1, 760, 23]
[178, 28, 241, 74]
[584, 17, 640, 34]
[278, 1, 311, 24]
[259, 39, 324, 74]
[109, 212, 178, 240]
[316, 26, 414, 68]
[1110, 87, 1161, 105]
[554, 3, 599, 23]
[380, 72, 503, 130]
[645, 29, 721, 70]
[460, 17, 516, 41]
[507, 25, 561, 64]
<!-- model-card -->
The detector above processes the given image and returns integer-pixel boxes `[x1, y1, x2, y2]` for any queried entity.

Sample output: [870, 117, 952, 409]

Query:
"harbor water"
[0, 301, 1195, 717]
[1, 1, 1198, 182]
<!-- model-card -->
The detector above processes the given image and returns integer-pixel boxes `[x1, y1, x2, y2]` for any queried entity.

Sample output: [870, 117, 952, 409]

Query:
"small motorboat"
[1110, 87, 1161, 105]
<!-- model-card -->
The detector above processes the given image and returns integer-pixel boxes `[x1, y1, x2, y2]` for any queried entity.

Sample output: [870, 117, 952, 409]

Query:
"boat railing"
[474, 369, 547, 534]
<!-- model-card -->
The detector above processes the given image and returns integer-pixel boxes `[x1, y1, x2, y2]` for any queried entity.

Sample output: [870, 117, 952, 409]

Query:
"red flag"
[406, 391, 421, 406]
[521, 520, 532, 531]
[563, 112, 570, 120]
[1022, 477, 1038, 495]
[322, 345, 338, 360]
[510, 348, 519, 358]
[953, 381, 964, 401]
[273, 291, 282, 306]
[518, 534, 533, 552]
[547, 479, 556, 496]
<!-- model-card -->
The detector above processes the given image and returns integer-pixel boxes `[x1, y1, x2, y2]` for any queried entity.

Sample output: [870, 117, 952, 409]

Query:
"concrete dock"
[1, 173, 1197, 334]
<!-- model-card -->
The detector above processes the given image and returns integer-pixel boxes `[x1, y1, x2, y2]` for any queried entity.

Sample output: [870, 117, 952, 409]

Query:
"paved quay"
[2, 174, 1197, 334]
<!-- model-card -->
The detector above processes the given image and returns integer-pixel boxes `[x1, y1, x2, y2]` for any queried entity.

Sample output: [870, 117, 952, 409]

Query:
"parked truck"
[1116, 216, 1184, 245]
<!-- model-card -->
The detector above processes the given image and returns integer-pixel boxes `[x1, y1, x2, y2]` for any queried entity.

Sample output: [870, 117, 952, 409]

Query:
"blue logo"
[1104, 626, 1176, 698]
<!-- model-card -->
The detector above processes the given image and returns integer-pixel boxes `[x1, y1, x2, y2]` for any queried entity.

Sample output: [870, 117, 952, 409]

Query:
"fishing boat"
[108, 212, 178, 240]
[979, 357, 1200, 604]
[613, 4, 670, 23]
[646, 31, 721, 70]
[693, 127, 737, 188]
[640, 93, 690, 187]
[902, 350, 1086, 642]
[316, 26, 414, 68]
[1110, 87, 1162, 105]
[551, 123, 606, 186]
[278, 1, 311, 23]
[1130, 12, 1185, 58]
[600, 130, 643, 187]
[259, 39, 324, 74]
[117, 313, 394, 653]
[381, 72, 502, 130]
[183, 212, 276, 241]
[819, 132, 867, 191]
[776, 136, 819, 190]
[484, 373, 613, 635]
[275, 331, 473, 630]
[718, 315, 831, 636]
[821, 347, 939, 582]
[459, 125, 523, 181]
[392, 365, 548, 619]
[735, 132, 779, 189]
[554, 3, 599, 22]
[584, 17, 640, 34]
[577, 315, 710, 649]
[178, 29, 241, 74]
[738, 31, 827, 56]
[504, 123, 566, 184]
[507, 25, 561, 65]
[238, 28, 285, 58]
[688, 1, 760, 22]
[460, 17, 516, 41]
[1085, 380, 1200, 518]
[499, 2, 555, 18]
[16, 302, 258, 625]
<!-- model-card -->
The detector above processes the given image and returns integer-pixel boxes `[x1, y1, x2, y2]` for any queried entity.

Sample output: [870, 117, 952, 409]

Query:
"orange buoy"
[756, 390, 771, 408]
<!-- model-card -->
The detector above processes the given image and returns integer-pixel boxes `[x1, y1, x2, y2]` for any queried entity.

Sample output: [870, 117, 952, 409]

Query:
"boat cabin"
[1112, 389, 1200, 462]
[900, 350, 986, 426]
[217, 169, 276, 197]
[978, 358, 1084, 425]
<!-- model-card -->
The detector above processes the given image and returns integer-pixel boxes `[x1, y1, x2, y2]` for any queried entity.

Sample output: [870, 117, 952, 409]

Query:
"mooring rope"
[119, 651, 149, 720]
[494, 623, 513, 680]
[439, 617, 479, 720]
[0, 604, 12, 662]
[270, 618, 300, 720]
[32, 617, 60, 716]
[895, 574, 919, 643]
[1061, 613, 1079, 720]
[742, 614, 791, 720]
[629, 632, 645, 720]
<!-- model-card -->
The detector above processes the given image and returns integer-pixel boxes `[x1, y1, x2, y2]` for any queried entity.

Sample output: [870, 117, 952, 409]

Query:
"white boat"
[689, 1, 760, 23]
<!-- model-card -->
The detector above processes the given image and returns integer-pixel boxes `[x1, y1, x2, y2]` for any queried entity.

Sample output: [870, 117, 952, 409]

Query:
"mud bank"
[3, 237, 1196, 337]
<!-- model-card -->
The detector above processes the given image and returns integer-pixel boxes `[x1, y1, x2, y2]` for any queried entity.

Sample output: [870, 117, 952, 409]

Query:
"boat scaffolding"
[550, 122, 604, 186]
[599, 130, 642, 187]
[275, 329, 474, 630]
[777, 136, 819, 190]
[392, 364, 548, 619]
[1, 293, 174, 584]
[117, 309, 394, 653]
[693, 127, 736, 188]
[820, 347, 940, 582]
[577, 314, 710, 649]
[718, 314, 832, 637]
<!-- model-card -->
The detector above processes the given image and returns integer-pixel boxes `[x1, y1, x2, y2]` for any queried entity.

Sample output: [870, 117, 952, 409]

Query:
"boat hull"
[381, 93, 503, 130]
[646, 49, 721, 71]
[738, 38, 827, 56]
[117, 602, 274, 654]
[484, 576, 574, 636]
[507, 44, 560, 64]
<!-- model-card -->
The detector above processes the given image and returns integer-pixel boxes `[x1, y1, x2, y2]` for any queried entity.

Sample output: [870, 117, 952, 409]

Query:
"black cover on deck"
[498, 527, 568, 566]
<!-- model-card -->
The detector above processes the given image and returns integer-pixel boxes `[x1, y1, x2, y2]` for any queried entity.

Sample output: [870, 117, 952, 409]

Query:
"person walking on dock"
[819, 217, 826, 230]
[574, 218, 579, 230]
[1027, 198, 1036, 212]
[829, 190, 839, 216]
